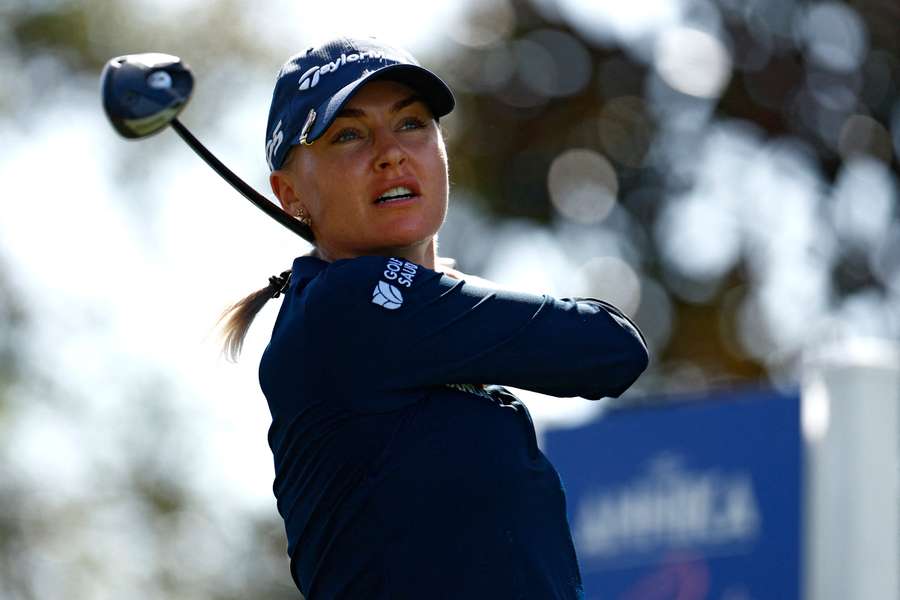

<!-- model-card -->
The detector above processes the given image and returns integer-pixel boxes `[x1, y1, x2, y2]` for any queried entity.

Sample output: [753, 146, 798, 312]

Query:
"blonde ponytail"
[219, 270, 291, 361]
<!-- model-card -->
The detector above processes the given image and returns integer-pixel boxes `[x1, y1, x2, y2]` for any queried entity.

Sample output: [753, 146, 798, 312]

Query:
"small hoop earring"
[295, 207, 312, 226]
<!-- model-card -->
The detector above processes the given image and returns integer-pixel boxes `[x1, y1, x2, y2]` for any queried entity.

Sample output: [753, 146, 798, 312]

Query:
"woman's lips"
[373, 179, 422, 204]
[374, 194, 420, 207]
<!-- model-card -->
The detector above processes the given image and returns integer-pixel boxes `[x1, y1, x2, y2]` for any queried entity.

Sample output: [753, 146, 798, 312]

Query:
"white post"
[802, 338, 900, 600]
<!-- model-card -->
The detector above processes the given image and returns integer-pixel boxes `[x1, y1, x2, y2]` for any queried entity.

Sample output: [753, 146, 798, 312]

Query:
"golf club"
[100, 52, 314, 242]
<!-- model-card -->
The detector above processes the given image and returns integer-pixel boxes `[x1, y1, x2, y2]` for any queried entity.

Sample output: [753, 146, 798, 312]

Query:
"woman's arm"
[306, 256, 649, 401]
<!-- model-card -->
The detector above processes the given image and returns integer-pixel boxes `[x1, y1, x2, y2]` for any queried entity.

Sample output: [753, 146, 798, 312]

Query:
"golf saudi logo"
[372, 281, 403, 310]
[372, 257, 418, 310]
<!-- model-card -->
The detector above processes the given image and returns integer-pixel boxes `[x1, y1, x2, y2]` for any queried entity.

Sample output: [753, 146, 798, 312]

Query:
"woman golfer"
[221, 37, 649, 599]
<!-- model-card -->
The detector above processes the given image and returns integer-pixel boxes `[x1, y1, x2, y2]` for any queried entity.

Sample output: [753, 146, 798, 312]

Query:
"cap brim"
[303, 63, 455, 145]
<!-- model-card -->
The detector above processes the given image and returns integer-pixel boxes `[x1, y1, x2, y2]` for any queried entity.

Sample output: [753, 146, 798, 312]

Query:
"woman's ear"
[270, 169, 300, 215]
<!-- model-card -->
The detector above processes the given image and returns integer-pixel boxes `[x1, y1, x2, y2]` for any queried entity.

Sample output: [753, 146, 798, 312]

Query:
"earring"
[295, 207, 312, 226]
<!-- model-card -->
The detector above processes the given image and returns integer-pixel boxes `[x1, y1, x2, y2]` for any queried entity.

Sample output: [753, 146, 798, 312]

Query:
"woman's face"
[271, 79, 449, 265]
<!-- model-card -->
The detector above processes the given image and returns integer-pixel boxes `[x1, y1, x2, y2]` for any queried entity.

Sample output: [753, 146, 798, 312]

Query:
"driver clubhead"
[101, 53, 194, 139]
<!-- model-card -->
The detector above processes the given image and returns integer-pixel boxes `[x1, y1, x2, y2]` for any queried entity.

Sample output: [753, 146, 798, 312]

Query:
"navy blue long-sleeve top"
[259, 255, 649, 599]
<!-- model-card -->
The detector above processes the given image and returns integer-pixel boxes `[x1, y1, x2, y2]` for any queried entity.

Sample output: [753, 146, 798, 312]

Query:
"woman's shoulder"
[290, 254, 383, 293]
[295, 253, 506, 311]
[311, 255, 409, 293]
[292, 256, 431, 324]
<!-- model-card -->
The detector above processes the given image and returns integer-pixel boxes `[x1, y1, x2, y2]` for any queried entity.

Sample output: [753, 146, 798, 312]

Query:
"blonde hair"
[219, 270, 291, 361]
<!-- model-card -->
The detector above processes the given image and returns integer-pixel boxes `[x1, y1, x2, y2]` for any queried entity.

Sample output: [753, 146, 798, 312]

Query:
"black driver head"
[101, 53, 194, 139]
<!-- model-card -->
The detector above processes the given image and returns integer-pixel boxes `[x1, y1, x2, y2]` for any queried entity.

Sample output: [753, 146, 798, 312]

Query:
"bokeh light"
[448, 0, 516, 49]
[654, 27, 732, 99]
[830, 157, 897, 249]
[655, 190, 741, 282]
[548, 148, 619, 225]
[794, 2, 869, 73]
[576, 256, 642, 317]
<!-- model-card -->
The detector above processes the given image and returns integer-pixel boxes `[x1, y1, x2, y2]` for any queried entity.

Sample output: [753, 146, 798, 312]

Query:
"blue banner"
[544, 388, 802, 600]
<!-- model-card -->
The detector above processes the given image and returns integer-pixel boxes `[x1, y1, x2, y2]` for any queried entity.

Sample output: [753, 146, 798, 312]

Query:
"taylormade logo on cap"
[298, 50, 389, 91]
[266, 119, 284, 171]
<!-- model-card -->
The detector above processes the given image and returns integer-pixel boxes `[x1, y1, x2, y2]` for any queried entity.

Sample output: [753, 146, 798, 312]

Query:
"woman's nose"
[374, 131, 407, 171]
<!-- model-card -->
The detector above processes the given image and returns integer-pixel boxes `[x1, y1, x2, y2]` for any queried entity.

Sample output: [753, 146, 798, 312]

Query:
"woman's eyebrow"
[335, 94, 424, 120]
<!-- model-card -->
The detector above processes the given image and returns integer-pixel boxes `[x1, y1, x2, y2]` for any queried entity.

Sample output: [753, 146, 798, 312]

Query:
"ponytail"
[219, 270, 291, 362]
[220, 249, 445, 360]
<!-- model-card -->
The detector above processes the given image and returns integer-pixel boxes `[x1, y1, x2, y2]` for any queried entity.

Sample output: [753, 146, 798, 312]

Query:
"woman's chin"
[371, 219, 442, 249]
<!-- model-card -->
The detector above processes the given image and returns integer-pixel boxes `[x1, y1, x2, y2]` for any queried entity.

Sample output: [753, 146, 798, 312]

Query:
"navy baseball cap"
[265, 37, 455, 171]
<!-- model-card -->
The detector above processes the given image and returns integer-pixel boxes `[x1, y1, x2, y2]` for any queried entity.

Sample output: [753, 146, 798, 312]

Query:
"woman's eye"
[399, 117, 426, 131]
[333, 128, 362, 143]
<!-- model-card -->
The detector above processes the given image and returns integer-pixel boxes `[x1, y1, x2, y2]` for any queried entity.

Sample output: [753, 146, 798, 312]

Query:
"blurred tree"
[0, 0, 898, 596]
[437, 0, 899, 389]
[1, 2, 303, 598]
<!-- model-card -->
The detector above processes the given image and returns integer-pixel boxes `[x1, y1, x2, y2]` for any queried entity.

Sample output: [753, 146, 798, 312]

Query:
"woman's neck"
[314, 238, 437, 270]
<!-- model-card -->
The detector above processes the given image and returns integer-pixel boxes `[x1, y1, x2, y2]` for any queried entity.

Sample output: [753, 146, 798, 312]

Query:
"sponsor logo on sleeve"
[382, 257, 418, 288]
[372, 281, 403, 310]
[371, 258, 419, 310]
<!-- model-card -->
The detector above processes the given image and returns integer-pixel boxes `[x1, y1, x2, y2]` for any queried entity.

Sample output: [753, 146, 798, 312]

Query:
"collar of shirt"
[290, 255, 329, 288]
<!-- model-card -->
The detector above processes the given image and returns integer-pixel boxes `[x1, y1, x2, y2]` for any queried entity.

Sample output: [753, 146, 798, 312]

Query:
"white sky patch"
[0, 92, 298, 509]
[555, 0, 685, 47]
[247, 0, 474, 57]
[119, 0, 472, 55]
[0, 111, 145, 310]
[481, 220, 579, 297]
[9, 404, 93, 501]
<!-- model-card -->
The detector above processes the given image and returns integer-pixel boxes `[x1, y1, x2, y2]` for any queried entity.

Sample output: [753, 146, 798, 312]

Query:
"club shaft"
[170, 118, 313, 242]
